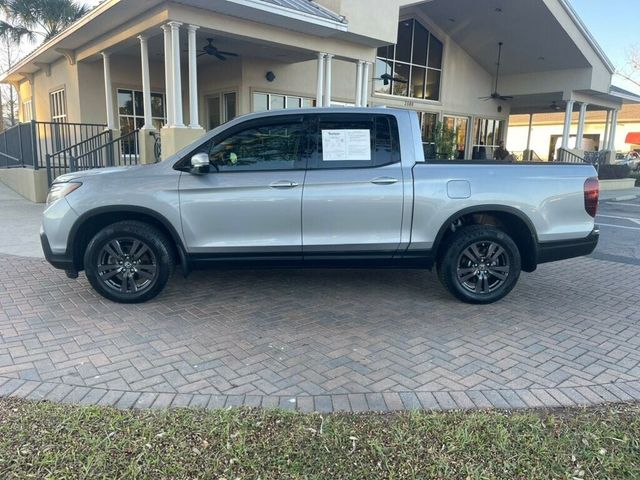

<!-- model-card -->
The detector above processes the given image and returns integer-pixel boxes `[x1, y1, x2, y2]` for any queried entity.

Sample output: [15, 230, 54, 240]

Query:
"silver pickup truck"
[41, 108, 600, 304]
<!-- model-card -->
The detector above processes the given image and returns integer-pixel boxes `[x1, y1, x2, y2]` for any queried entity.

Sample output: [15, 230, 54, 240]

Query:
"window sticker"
[321, 129, 371, 161]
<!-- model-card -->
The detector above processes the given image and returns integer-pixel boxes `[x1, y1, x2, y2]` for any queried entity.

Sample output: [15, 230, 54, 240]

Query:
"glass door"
[443, 115, 469, 159]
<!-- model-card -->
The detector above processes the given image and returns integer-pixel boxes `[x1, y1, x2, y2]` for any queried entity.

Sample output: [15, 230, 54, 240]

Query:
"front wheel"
[84, 221, 174, 303]
[437, 225, 521, 304]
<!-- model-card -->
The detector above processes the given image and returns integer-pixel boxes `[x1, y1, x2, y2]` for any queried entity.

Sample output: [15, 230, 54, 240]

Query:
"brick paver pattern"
[1, 253, 640, 412]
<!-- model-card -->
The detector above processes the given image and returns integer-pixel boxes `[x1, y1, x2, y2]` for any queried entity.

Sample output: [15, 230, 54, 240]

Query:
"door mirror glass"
[190, 152, 210, 174]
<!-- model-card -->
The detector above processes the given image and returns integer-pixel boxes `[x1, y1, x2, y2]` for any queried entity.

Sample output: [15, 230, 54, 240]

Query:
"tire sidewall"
[439, 226, 521, 304]
[84, 222, 172, 303]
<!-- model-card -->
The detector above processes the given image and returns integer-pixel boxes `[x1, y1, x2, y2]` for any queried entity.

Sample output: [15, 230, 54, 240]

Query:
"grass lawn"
[1, 398, 639, 479]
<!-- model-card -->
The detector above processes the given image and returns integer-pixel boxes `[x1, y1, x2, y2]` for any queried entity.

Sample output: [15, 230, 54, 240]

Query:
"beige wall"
[26, 58, 81, 123]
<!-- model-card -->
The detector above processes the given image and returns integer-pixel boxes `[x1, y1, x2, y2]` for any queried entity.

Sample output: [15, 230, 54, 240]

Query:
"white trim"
[222, 0, 347, 32]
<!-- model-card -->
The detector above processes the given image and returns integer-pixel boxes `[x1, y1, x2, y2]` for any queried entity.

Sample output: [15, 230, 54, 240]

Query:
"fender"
[66, 205, 191, 276]
[431, 204, 539, 268]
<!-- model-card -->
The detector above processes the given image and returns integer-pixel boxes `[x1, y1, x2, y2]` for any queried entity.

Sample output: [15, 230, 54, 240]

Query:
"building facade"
[509, 104, 640, 161]
[1, 0, 638, 201]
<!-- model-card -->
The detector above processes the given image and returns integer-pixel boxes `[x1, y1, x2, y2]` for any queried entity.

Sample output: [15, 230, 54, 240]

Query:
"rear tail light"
[584, 177, 599, 218]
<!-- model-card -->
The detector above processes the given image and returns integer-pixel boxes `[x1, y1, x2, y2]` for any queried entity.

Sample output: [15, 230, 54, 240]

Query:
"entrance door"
[179, 115, 309, 258]
[302, 113, 405, 257]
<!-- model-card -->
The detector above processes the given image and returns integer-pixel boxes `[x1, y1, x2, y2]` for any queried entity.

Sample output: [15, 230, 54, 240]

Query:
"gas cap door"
[447, 180, 471, 199]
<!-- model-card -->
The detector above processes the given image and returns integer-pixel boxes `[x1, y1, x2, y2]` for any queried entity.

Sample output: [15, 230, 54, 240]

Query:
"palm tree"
[0, 0, 88, 43]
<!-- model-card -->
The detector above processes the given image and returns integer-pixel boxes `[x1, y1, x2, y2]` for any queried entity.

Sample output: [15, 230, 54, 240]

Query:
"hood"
[53, 164, 153, 184]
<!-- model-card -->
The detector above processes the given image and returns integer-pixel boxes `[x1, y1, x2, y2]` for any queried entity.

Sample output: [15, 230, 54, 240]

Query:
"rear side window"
[311, 114, 400, 169]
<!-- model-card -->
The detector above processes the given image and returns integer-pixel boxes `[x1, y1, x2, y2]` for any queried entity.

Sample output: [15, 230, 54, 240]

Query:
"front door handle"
[269, 180, 299, 189]
[370, 177, 399, 185]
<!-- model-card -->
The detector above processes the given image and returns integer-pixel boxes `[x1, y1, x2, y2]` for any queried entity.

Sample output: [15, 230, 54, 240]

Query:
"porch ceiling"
[106, 28, 317, 65]
[404, 0, 591, 76]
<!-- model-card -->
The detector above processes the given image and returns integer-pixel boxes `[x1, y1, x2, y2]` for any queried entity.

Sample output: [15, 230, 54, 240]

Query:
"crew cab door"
[302, 113, 404, 257]
[178, 115, 310, 258]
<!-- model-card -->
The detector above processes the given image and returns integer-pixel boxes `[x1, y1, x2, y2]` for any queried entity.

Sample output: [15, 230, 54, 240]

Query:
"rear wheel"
[84, 221, 174, 303]
[437, 225, 521, 304]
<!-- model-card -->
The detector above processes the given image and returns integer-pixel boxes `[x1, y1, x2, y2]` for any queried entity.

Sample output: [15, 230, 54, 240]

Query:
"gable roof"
[257, 0, 345, 23]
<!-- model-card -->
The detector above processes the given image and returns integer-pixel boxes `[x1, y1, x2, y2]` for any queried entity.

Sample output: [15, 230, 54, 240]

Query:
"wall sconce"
[265, 71, 276, 82]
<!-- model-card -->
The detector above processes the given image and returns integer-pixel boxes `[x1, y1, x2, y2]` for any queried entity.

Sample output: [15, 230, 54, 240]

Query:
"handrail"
[72, 129, 139, 163]
[557, 148, 586, 164]
[49, 130, 111, 157]
[33, 120, 107, 128]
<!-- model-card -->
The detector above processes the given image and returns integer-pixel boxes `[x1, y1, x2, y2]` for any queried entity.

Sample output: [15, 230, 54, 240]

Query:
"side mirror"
[190, 153, 210, 175]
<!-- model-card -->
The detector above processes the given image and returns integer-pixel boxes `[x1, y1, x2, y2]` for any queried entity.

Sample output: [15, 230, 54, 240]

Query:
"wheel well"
[70, 212, 180, 271]
[435, 211, 538, 272]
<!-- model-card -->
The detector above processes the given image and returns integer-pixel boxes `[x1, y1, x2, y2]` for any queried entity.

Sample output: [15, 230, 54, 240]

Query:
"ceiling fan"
[479, 42, 514, 101]
[196, 38, 238, 60]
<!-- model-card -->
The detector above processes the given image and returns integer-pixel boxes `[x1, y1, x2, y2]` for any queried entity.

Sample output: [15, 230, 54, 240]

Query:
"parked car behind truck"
[41, 108, 600, 304]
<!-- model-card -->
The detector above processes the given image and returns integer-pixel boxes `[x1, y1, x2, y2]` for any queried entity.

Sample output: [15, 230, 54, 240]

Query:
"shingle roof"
[257, 0, 345, 24]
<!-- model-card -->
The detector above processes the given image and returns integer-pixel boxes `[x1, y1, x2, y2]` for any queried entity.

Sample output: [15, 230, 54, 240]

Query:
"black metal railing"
[45, 129, 140, 184]
[0, 122, 38, 168]
[34, 121, 106, 169]
[584, 150, 609, 172]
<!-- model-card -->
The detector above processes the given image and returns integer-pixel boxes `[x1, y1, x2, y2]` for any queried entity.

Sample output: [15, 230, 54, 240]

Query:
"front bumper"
[41, 232, 75, 271]
[536, 227, 600, 264]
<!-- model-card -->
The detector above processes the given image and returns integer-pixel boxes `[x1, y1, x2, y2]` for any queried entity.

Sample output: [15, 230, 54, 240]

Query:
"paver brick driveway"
[1, 252, 640, 412]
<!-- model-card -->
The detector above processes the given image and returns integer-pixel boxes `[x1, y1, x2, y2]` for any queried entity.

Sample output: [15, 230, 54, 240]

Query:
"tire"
[84, 221, 175, 303]
[437, 225, 521, 304]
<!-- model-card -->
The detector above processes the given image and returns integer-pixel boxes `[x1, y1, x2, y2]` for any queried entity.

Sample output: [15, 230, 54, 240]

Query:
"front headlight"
[46, 182, 82, 206]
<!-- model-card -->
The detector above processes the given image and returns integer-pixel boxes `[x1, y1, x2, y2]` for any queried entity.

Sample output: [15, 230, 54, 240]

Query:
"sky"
[568, 0, 640, 93]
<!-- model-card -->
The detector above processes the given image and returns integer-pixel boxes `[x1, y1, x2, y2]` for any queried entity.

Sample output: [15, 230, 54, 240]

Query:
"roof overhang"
[402, 0, 612, 77]
[1, 0, 349, 84]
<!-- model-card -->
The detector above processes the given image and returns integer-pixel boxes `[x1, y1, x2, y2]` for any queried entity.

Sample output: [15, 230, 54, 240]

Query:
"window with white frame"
[252, 92, 315, 113]
[375, 18, 443, 101]
[117, 89, 166, 135]
[23, 100, 33, 122]
[50, 89, 67, 122]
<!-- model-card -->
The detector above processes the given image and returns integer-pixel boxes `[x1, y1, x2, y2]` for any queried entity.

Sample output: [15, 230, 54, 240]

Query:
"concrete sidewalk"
[599, 187, 640, 202]
[0, 182, 44, 258]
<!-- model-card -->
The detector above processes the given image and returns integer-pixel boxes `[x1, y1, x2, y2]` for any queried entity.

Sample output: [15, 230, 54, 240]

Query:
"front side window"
[375, 19, 443, 101]
[206, 121, 308, 171]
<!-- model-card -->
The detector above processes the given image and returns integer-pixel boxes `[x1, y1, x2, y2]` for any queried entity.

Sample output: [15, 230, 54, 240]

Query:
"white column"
[138, 35, 153, 130]
[169, 21, 184, 127]
[355, 61, 364, 107]
[316, 53, 325, 107]
[561, 100, 575, 149]
[187, 25, 200, 129]
[602, 109, 611, 149]
[101, 52, 116, 130]
[608, 109, 619, 152]
[525, 113, 534, 160]
[162, 25, 174, 127]
[575, 102, 588, 149]
[323, 54, 333, 107]
[361, 62, 371, 107]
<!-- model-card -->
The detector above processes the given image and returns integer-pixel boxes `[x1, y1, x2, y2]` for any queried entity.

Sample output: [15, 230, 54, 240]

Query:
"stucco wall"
[27, 58, 80, 123]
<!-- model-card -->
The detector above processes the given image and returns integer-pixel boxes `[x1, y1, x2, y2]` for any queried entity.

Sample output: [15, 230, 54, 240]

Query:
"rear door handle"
[370, 177, 399, 185]
[269, 180, 299, 189]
